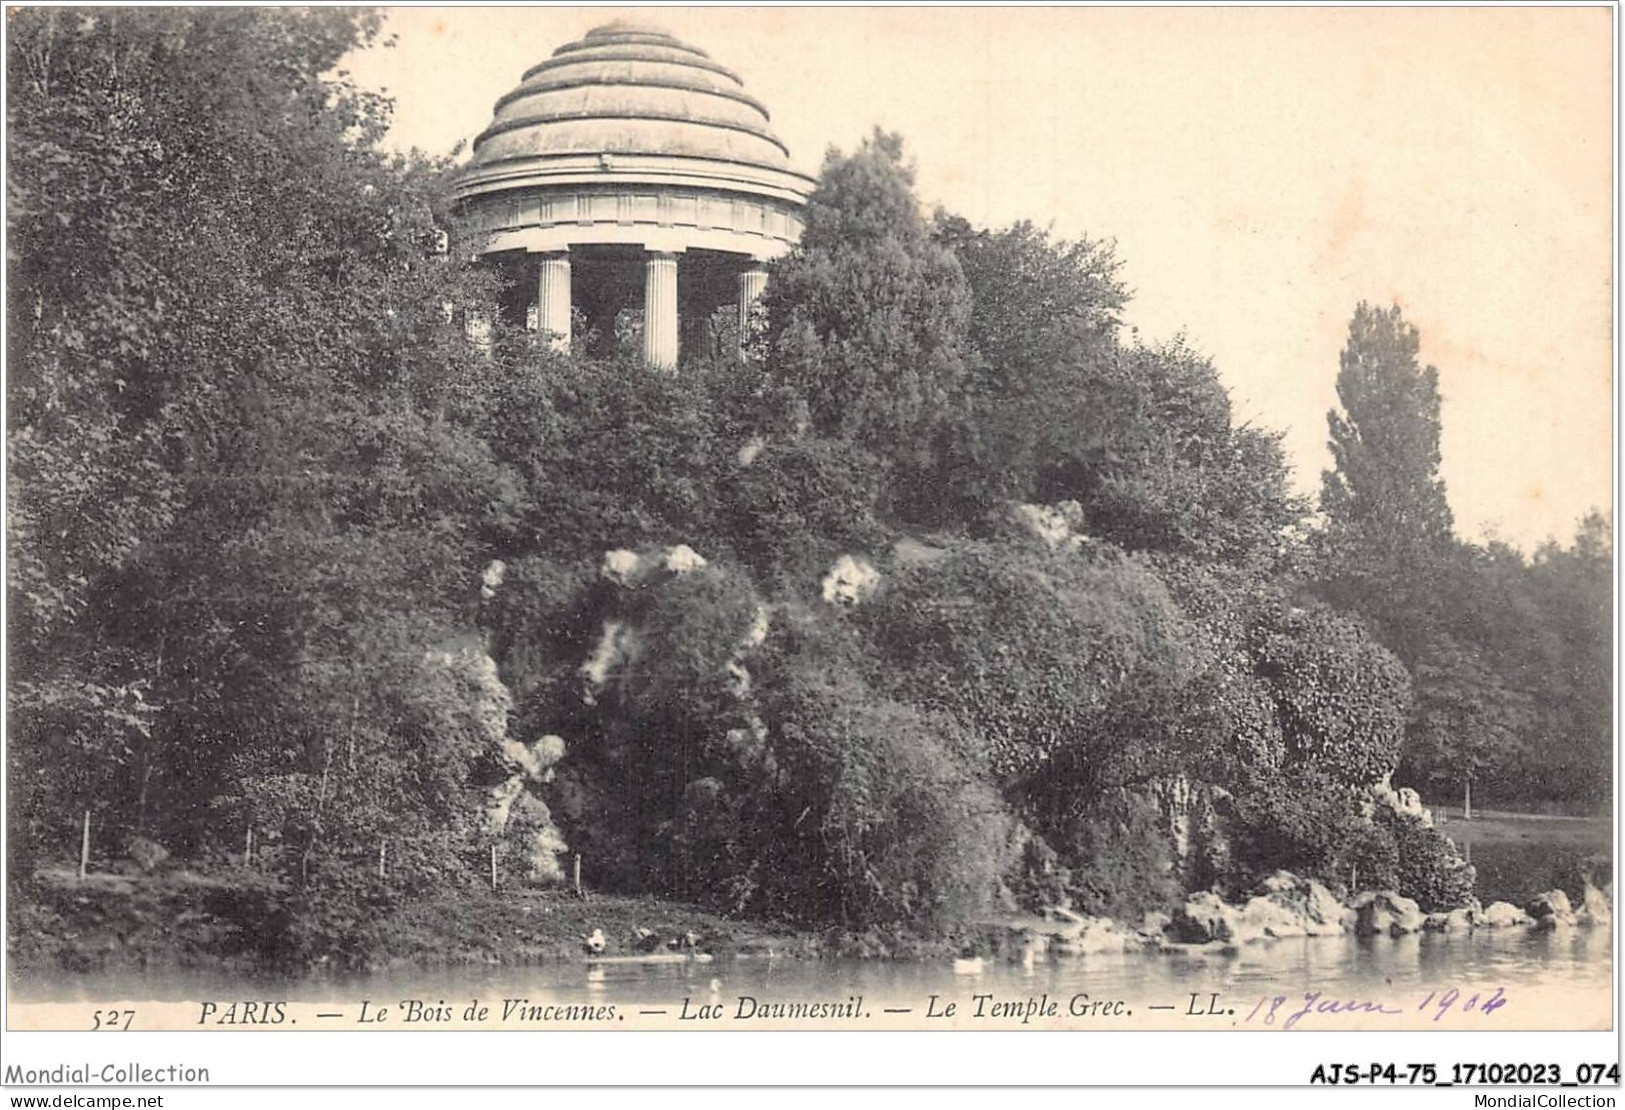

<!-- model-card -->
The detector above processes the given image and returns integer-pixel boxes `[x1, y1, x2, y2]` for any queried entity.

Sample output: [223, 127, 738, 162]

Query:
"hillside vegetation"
[8, 10, 1611, 967]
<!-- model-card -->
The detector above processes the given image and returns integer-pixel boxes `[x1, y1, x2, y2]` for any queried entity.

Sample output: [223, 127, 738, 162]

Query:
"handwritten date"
[1246, 986, 1506, 1029]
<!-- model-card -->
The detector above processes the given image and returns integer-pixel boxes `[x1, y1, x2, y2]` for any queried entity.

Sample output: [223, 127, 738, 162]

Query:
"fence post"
[378, 839, 387, 879]
[1463, 780, 1472, 821]
[78, 809, 91, 880]
[490, 843, 498, 892]
[573, 853, 582, 898]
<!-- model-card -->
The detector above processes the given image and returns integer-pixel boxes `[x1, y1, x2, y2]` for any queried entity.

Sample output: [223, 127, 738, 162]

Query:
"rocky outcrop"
[486, 732, 570, 882]
[1424, 904, 1479, 932]
[1043, 908, 1140, 956]
[736, 435, 765, 467]
[1576, 881, 1612, 928]
[821, 555, 879, 606]
[983, 869, 1579, 965]
[1170, 891, 1238, 943]
[1010, 500, 1088, 550]
[663, 544, 708, 575]
[1354, 891, 1427, 936]
[1235, 896, 1308, 940]
[598, 544, 710, 589]
[600, 549, 642, 586]
[1139, 910, 1172, 939]
[1371, 774, 1434, 827]
[433, 628, 571, 885]
[1168, 875, 1350, 945]
[1526, 889, 1577, 930]
[1479, 900, 1534, 929]
[580, 619, 636, 703]
[1249, 872, 1349, 937]
[987, 906, 1144, 962]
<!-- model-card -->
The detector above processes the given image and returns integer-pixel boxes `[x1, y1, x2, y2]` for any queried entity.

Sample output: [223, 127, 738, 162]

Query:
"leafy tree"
[1321, 303, 1454, 545]
[930, 215, 1127, 513]
[864, 539, 1201, 816]
[760, 131, 972, 518]
[1522, 511, 1614, 802]
[1073, 339, 1307, 568]
[482, 350, 726, 562]
[715, 435, 888, 583]
[1397, 634, 1537, 799]
[8, 9, 521, 899]
[1317, 302, 1455, 660]
[755, 610, 1012, 926]
[1248, 601, 1411, 788]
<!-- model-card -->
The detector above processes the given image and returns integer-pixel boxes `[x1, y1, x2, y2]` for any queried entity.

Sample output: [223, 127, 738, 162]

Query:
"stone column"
[737, 266, 769, 355]
[535, 251, 571, 353]
[643, 250, 680, 370]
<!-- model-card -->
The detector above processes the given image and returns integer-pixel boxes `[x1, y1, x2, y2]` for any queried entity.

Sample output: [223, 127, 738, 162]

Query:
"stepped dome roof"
[456, 21, 812, 260]
[467, 21, 796, 175]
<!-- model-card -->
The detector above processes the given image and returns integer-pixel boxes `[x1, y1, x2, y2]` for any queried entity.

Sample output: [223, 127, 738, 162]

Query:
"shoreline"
[8, 861, 1610, 981]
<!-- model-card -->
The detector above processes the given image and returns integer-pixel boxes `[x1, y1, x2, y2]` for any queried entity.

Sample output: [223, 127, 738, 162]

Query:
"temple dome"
[467, 21, 797, 177]
[456, 20, 812, 262]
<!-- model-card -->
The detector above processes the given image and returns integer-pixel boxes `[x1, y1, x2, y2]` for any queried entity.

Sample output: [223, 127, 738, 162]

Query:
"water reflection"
[14, 925, 1611, 1018]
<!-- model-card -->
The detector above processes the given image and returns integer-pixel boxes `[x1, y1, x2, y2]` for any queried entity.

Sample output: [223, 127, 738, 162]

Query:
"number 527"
[91, 1009, 135, 1031]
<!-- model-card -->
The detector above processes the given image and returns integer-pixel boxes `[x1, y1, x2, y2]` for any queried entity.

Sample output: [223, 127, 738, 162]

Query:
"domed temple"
[455, 21, 815, 367]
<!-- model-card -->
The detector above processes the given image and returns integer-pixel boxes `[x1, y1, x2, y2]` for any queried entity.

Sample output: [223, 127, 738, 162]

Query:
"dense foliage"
[9, 10, 1606, 960]
[1315, 306, 1612, 806]
[9, 10, 522, 920]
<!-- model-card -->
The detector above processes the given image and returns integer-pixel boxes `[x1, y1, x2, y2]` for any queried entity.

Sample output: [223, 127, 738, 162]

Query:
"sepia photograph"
[2, 2, 1617, 1092]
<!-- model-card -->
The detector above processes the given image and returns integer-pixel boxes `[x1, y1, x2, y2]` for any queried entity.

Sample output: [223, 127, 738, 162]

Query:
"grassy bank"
[6, 867, 824, 977]
[13, 804, 1606, 978]
[1430, 806, 1612, 907]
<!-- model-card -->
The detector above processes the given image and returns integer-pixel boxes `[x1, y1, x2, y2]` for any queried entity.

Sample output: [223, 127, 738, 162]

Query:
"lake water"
[10, 924, 1612, 1032]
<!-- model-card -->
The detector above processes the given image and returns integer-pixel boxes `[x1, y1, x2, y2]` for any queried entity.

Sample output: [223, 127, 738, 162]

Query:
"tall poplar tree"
[1317, 302, 1455, 660]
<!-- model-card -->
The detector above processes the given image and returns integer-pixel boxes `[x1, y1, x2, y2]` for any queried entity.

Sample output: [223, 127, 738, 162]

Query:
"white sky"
[344, 5, 1614, 552]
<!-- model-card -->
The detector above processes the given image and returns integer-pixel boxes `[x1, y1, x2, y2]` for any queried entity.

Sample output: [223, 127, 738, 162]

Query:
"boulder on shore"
[1526, 889, 1577, 930]
[1353, 891, 1426, 936]
[1251, 872, 1350, 936]
[1235, 896, 1306, 940]
[1478, 900, 1533, 929]
[1052, 916, 1134, 956]
[1139, 910, 1173, 939]
[1423, 904, 1478, 932]
[1577, 881, 1612, 928]
[1170, 891, 1239, 943]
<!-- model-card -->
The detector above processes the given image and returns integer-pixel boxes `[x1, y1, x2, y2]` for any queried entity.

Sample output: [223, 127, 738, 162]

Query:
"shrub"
[756, 612, 1012, 927]
[1250, 602, 1410, 787]
[1006, 829, 1072, 912]
[716, 434, 887, 579]
[493, 353, 724, 560]
[1225, 767, 1380, 896]
[618, 561, 762, 722]
[864, 539, 1197, 805]
[1054, 790, 1182, 920]
[1377, 806, 1475, 911]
